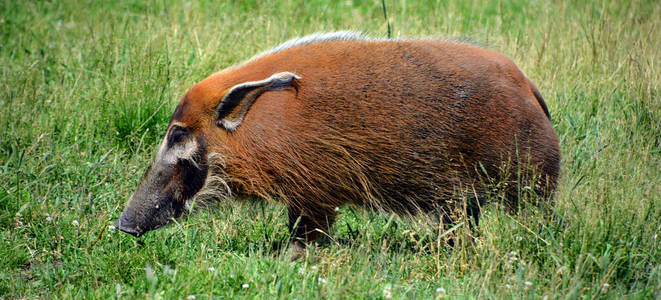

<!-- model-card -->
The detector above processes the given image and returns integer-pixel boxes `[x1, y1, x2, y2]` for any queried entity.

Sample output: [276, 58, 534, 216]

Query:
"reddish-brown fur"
[170, 37, 559, 243]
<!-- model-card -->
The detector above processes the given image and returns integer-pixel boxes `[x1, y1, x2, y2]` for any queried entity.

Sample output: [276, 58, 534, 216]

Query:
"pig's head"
[114, 71, 300, 237]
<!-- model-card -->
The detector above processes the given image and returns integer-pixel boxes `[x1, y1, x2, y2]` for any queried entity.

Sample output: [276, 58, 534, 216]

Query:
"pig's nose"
[114, 214, 142, 237]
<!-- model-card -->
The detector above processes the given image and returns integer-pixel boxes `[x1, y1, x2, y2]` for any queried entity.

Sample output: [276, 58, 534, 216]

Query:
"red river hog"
[114, 32, 560, 255]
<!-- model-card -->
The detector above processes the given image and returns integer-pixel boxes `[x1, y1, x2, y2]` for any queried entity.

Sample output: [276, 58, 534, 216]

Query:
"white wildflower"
[383, 284, 392, 299]
[186, 296, 196, 300]
[242, 283, 249, 289]
[384, 290, 392, 299]
[524, 281, 533, 290]
[601, 283, 610, 292]
[207, 266, 215, 272]
[436, 287, 446, 298]
[318, 277, 327, 284]
[72, 220, 79, 226]
[145, 265, 154, 282]
[164, 265, 176, 276]
[310, 265, 318, 271]
[334, 207, 340, 212]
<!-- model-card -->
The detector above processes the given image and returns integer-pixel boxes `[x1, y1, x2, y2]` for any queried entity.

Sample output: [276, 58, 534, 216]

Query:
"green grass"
[1, 0, 659, 298]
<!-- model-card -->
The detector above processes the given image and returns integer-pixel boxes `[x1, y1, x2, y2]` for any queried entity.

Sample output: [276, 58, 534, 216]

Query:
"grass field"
[1, 0, 660, 298]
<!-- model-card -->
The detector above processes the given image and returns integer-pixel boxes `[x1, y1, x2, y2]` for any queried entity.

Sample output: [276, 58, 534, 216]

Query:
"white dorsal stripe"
[247, 31, 472, 63]
[250, 31, 366, 61]
[267, 31, 365, 53]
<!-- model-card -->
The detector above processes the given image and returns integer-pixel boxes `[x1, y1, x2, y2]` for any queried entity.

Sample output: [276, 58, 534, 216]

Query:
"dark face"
[114, 124, 209, 237]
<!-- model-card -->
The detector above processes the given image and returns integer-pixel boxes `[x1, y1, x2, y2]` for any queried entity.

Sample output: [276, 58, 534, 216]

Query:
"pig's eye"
[167, 125, 189, 147]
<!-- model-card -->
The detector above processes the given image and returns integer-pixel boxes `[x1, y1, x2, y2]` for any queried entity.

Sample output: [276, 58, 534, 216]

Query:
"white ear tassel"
[216, 72, 301, 131]
[220, 119, 242, 132]
[271, 72, 302, 81]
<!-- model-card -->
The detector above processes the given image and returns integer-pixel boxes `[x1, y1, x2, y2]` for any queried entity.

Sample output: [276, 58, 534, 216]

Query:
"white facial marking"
[155, 136, 169, 162]
[155, 127, 198, 165]
[163, 139, 197, 165]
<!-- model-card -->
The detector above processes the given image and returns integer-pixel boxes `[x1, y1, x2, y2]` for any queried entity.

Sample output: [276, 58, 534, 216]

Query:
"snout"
[113, 214, 143, 237]
[114, 139, 209, 238]
[114, 192, 185, 238]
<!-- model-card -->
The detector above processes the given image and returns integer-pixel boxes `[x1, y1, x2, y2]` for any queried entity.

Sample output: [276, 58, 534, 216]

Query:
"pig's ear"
[216, 72, 300, 131]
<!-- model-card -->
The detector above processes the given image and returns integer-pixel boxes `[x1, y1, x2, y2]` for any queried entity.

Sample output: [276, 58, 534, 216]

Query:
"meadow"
[1, 0, 659, 298]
